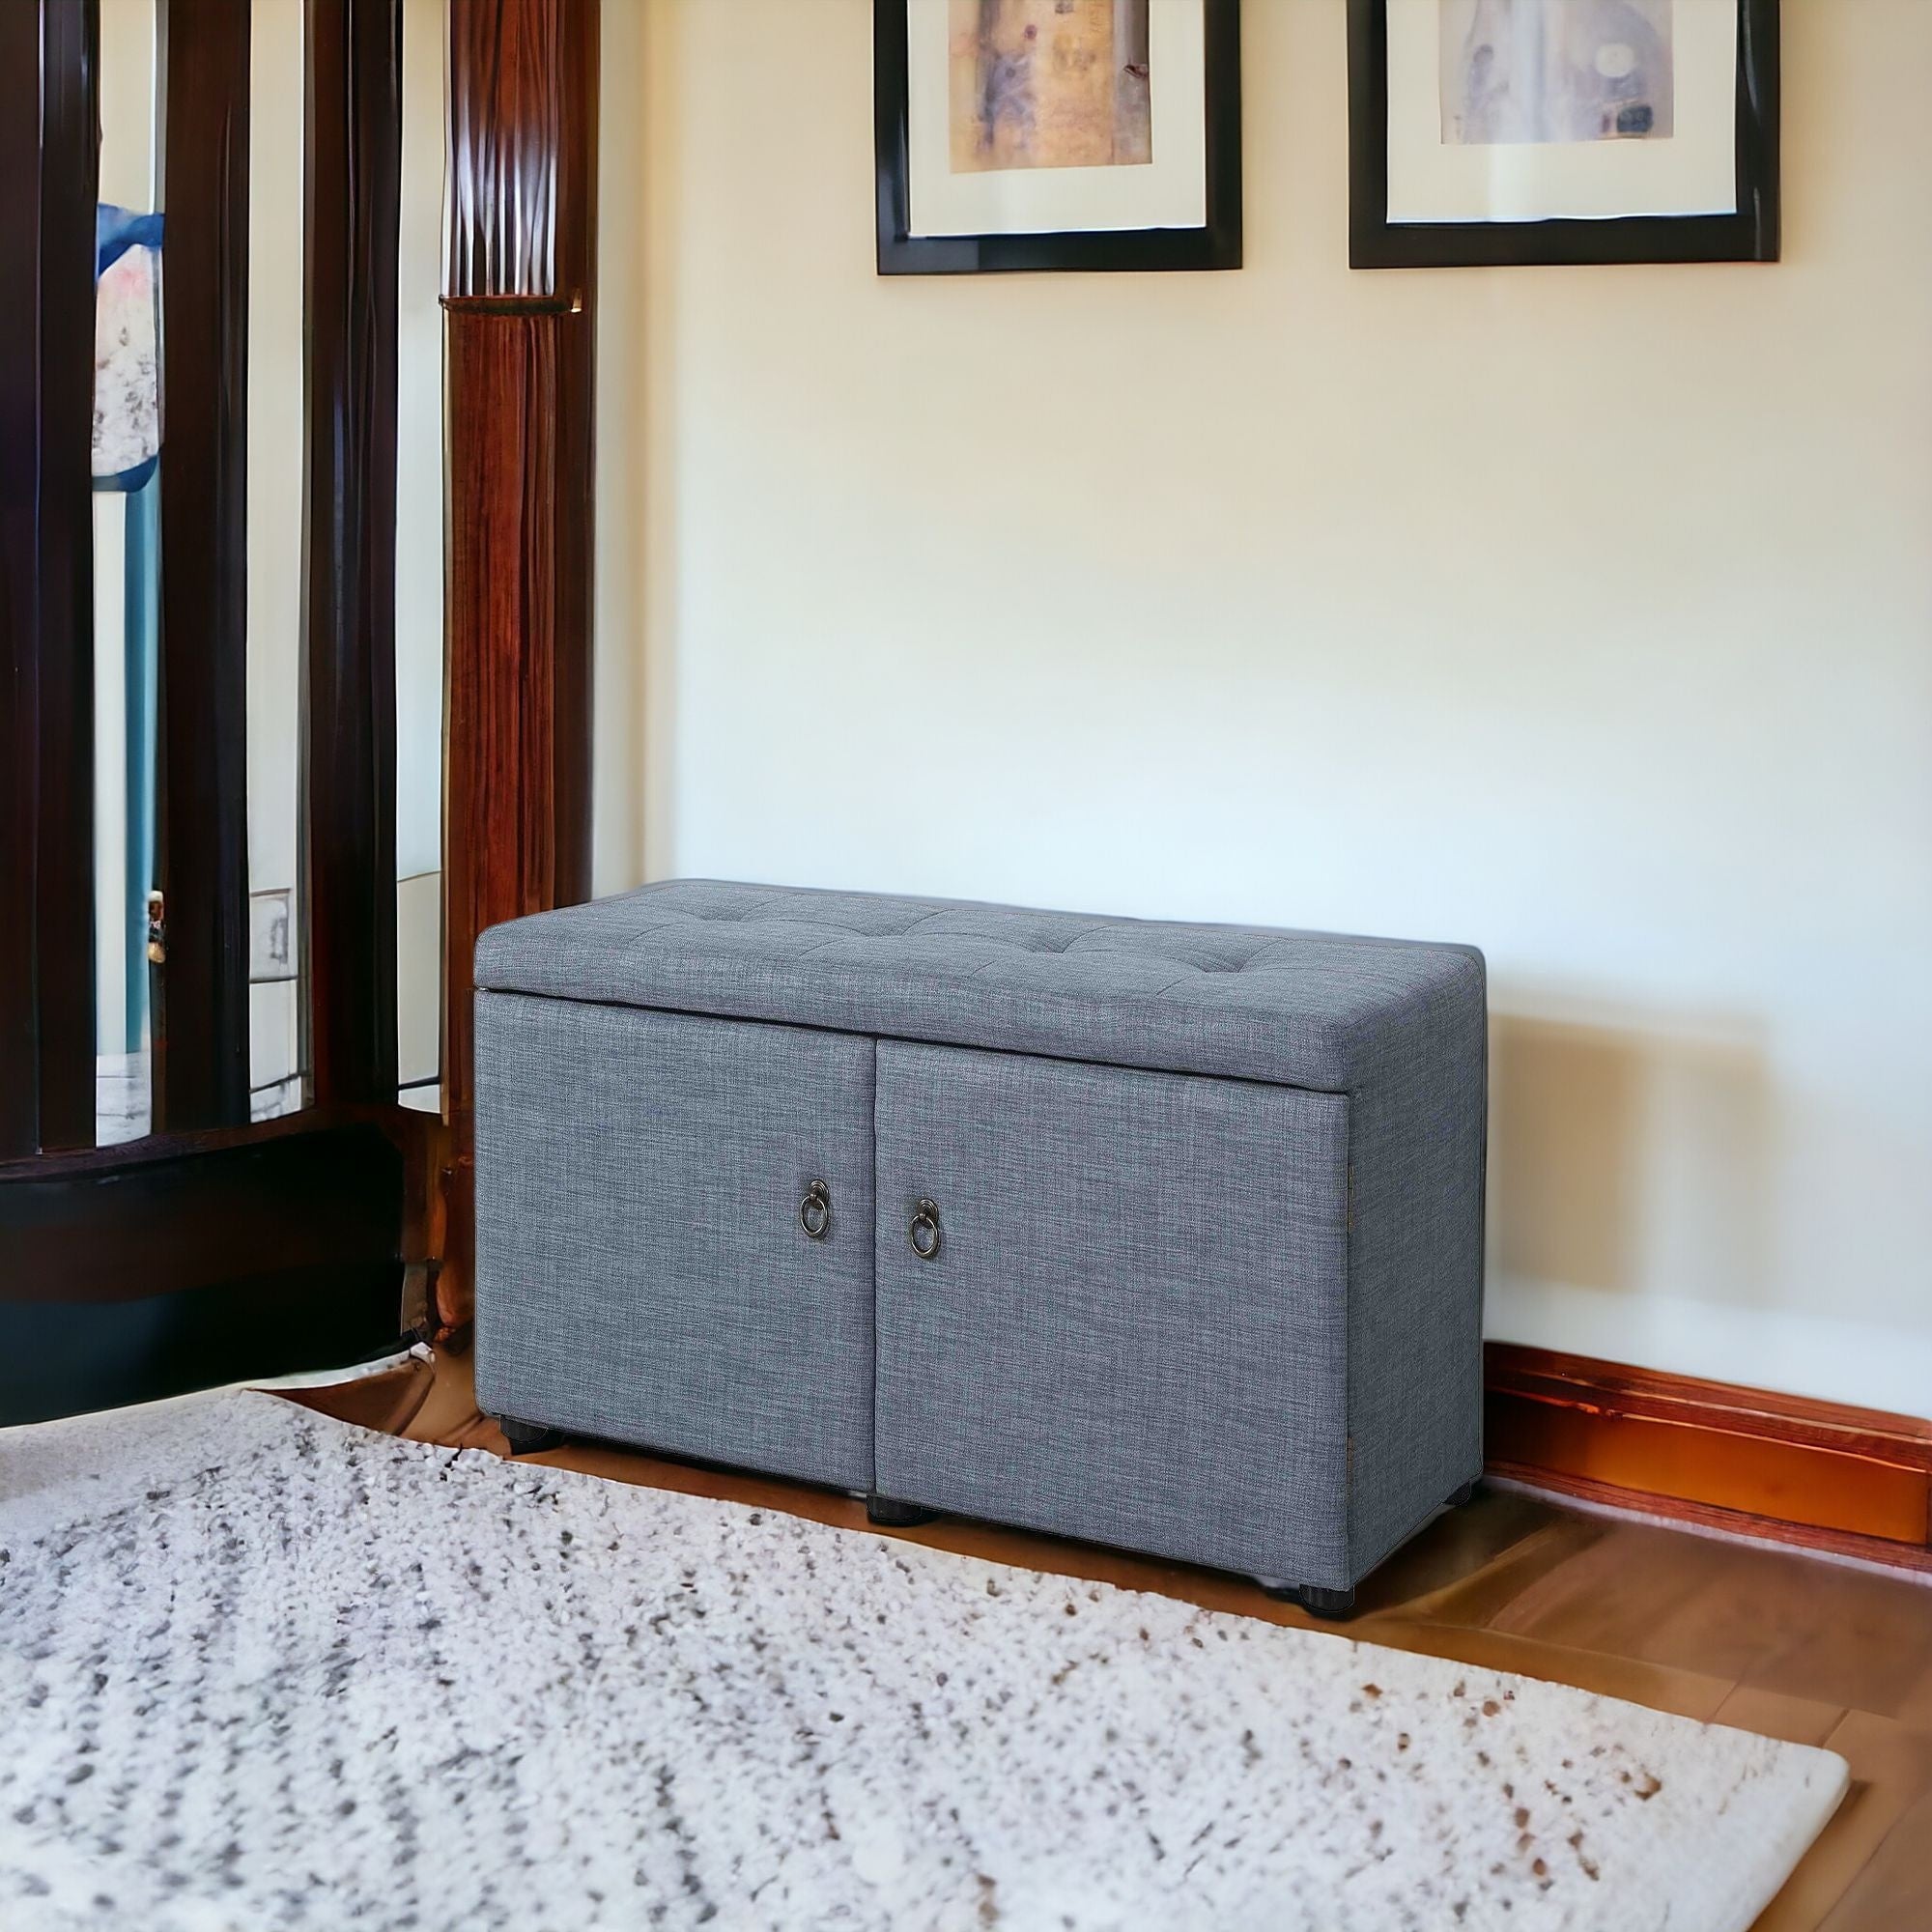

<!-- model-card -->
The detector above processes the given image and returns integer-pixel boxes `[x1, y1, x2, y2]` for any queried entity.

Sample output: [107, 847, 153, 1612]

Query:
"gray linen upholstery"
[1345, 986, 1489, 1575]
[474, 879, 1485, 1094]
[873, 1042, 1354, 1588]
[475, 994, 878, 1492]
[474, 879, 1487, 1590]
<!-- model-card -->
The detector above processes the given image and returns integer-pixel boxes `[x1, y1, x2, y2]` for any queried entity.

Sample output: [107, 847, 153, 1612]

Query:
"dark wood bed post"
[0, 0, 99, 1158]
[303, 0, 405, 1112]
[32, 0, 101, 1151]
[154, 0, 254, 1133]
[437, 0, 599, 1343]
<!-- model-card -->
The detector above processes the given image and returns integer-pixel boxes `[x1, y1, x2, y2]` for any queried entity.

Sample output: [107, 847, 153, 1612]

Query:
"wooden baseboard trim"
[1488, 1462, 1932, 1576]
[1484, 1342, 1932, 1568]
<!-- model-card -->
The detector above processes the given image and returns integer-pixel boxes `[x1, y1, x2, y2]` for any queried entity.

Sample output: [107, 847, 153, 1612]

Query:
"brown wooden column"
[154, 0, 253, 1132]
[0, 1, 100, 1158]
[36, 0, 102, 1151]
[0, 0, 38, 1157]
[439, 0, 598, 1339]
[302, 0, 403, 1107]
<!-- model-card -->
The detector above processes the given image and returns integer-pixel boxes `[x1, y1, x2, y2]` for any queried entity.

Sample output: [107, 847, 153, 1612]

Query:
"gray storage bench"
[472, 879, 1487, 1615]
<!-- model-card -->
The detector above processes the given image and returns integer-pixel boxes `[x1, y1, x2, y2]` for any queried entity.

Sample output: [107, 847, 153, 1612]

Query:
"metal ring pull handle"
[909, 1198, 942, 1261]
[799, 1179, 832, 1241]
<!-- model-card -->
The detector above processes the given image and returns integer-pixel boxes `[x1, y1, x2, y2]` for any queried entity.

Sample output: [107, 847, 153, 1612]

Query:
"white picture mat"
[905, 0, 1208, 238]
[1385, 0, 1740, 224]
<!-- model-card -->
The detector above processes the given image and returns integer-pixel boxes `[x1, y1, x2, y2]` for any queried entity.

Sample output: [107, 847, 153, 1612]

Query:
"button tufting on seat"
[474, 879, 1485, 1094]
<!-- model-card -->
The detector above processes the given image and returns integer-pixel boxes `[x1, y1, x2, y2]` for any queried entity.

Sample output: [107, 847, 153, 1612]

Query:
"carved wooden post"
[439, 0, 597, 1340]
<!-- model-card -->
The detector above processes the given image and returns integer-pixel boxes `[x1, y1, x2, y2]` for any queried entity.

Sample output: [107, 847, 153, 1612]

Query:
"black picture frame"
[874, 0, 1242, 275]
[1348, 0, 1778, 270]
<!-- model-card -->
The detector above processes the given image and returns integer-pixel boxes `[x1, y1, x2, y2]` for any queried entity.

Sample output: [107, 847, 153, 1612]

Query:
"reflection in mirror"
[397, 0, 446, 1116]
[93, 0, 160, 1146]
[91, 0, 442, 1143]
[246, 0, 304, 1122]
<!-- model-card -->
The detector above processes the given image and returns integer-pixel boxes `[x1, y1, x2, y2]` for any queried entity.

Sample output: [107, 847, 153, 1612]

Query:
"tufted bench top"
[475, 879, 1486, 1094]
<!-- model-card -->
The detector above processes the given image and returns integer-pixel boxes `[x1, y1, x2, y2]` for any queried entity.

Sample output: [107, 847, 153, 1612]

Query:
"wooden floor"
[296, 1352, 1932, 1931]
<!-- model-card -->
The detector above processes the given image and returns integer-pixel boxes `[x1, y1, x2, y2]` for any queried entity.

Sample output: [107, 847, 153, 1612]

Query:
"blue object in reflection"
[96, 202, 164, 276]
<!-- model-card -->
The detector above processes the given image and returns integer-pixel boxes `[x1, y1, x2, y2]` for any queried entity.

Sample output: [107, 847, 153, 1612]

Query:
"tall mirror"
[93, 0, 162, 1144]
[246, 0, 305, 1126]
[89, 0, 448, 1145]
[6, 0, 440, 1423]
[396, 0, 445, 1118]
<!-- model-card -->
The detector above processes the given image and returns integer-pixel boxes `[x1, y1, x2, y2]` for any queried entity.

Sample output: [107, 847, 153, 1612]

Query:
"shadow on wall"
[1488, 1000, 1774, 1317]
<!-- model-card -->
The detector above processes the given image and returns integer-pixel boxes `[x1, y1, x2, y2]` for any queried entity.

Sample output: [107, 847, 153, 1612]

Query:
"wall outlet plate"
[249, 888, 294, 983]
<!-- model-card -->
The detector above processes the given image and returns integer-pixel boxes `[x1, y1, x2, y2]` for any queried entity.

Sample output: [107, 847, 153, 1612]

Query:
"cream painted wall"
[603, 0, 1932, 1415]
[593, 0, 648, 895]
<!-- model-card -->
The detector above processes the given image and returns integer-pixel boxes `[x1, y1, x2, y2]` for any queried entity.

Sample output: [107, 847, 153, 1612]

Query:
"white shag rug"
[0, 1392, 1845, 1932]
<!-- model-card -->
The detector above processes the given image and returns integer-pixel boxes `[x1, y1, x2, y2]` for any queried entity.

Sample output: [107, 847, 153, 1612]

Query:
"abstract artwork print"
[1441, 0, 1674, 146]
[949, 0, 1153, 174]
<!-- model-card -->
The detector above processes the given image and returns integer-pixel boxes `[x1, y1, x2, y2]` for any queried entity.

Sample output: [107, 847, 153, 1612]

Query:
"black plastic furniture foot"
[496, 1416, 565, 1455]
[1257, 1578, 1358, 1619]
[1296, 1584, 1358, 1619]
[866, 1495, 940, 1528]
[1447, 1478, 1479, 1508]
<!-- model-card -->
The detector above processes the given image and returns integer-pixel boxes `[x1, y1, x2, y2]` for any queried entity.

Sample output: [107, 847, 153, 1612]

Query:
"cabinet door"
[873, 1041, 1351, 1585]
[475, 994, 876, 1492]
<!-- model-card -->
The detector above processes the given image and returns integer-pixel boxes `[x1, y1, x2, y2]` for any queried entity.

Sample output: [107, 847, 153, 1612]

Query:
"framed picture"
[874, 0, 1242, 275]
[1349, 0, 1778, 269]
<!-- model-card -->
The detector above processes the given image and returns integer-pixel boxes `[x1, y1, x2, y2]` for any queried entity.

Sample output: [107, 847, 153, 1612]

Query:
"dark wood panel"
[302, 0, 403, 1105]
[439, 0, 598, 1340]
[0, 1120, 404, 1307]
[1486, 1342, 1932, 1559]
[0, 1, 49, 1159]
[154, 0, 253, 1131]
[0, 1121, 406, 1424]
[0, 1, 101, 1158]
[0, 1107, 423, 1422]
[0, 1265, 401, 1428]
[36, 0, 102, 1151]
[443, 310, 563, 1139]
[0, 1094, 413, 1183]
